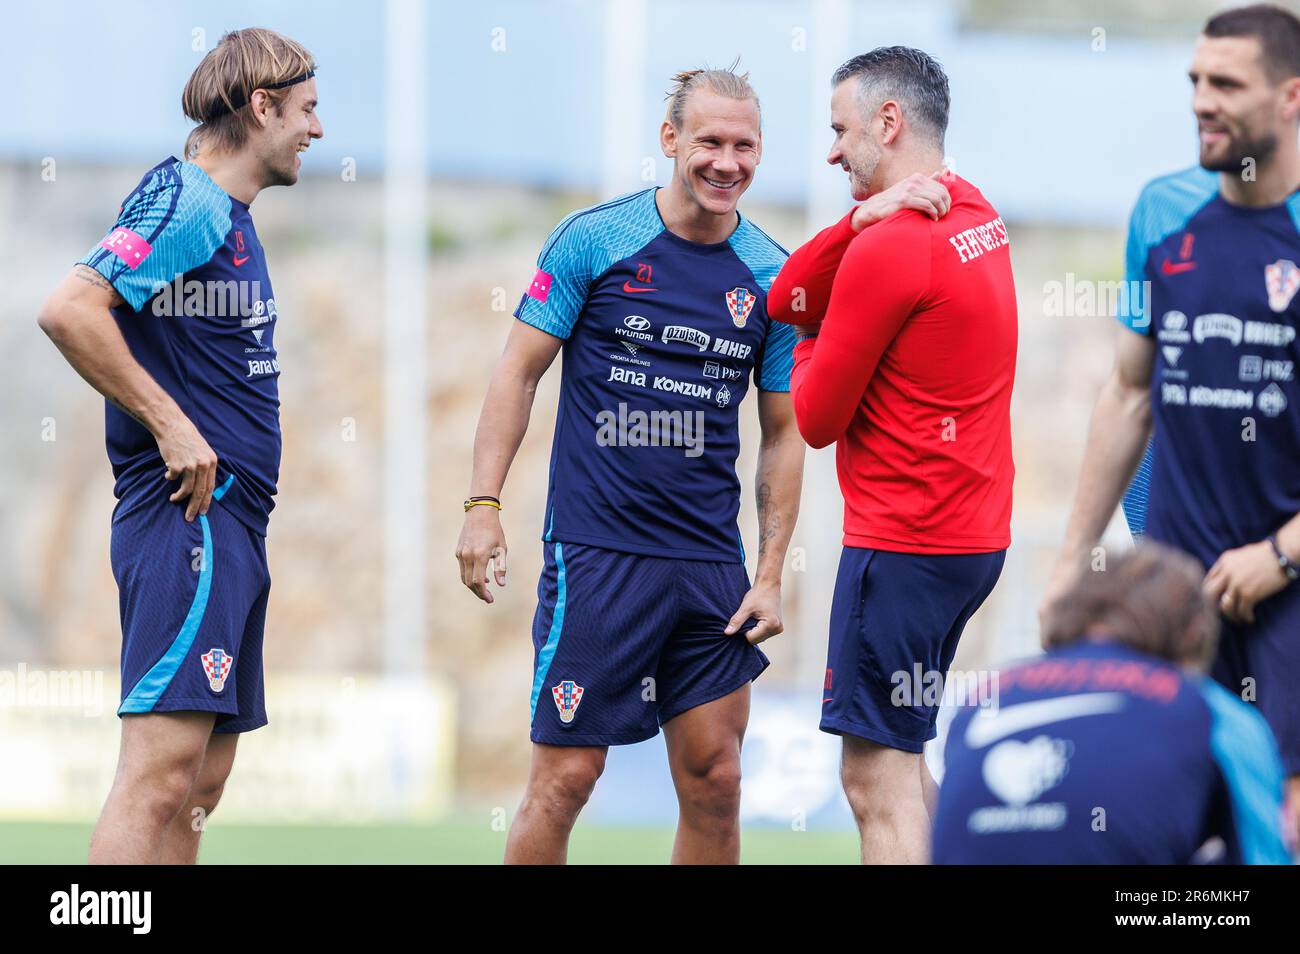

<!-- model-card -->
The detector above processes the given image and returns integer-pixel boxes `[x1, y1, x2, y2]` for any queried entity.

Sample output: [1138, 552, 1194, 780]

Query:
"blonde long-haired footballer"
[36, 28, 322, 864]
[182, 27, 319, 181]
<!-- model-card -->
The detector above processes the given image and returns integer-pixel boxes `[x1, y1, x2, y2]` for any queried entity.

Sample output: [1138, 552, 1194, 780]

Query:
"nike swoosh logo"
[1161, 259, 1196, 275]
[964, 692, 1126, 748]
[622, 281, 657, 293]
[233, 254, 250, 267]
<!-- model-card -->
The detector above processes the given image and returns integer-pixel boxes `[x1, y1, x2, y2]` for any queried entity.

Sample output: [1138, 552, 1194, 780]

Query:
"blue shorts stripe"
[529, 541, 567, 722]
[118, 512, 215, 714]
[214, 473, 235, 501]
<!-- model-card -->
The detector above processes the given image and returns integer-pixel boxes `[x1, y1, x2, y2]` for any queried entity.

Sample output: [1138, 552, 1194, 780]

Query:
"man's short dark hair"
[831, 46, 950, 145]
[1204, 3, 1300, 81]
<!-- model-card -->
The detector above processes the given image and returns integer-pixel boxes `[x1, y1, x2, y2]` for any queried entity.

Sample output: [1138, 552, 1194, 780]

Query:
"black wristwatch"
[1267, 534, 1299, 583]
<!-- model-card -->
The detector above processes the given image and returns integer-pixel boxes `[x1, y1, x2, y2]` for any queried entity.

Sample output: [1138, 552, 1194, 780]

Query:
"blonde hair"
[664, 64, 760, 129]
[182, 28, 316, 160]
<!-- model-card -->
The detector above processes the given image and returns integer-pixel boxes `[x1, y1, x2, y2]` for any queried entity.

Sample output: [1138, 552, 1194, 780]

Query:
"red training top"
[770, 174, 1017, 554]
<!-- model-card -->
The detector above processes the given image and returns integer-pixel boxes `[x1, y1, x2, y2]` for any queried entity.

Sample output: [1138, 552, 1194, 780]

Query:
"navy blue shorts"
[111, 474, 271, 733]
[821, 547, 1005, 752]
[1214, 582, 1300, 776]
[529, 542, 768, 746]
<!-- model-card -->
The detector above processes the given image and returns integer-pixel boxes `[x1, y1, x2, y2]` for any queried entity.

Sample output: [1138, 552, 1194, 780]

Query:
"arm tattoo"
[106, 395, 149, 428]
[73, 264, 113, 290]
[756, 481, 779, 559]
[73, 265, 125, 306]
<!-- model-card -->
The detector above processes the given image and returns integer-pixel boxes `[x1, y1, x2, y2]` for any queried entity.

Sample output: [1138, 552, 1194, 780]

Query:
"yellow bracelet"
[464, 498, 502, 512]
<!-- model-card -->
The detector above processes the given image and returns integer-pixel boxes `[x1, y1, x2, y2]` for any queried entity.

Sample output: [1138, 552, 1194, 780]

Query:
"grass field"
[0, 820, 858, 864]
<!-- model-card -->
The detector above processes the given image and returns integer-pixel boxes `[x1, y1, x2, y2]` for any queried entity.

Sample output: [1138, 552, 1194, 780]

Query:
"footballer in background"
[1043, 3, 1300, 841]
[940, 546, 1291, 865]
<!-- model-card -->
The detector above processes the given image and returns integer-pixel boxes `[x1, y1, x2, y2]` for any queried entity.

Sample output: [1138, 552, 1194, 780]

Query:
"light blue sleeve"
[1119, 194, 1154, 334]
[1199, 678, 1294, 865]
[514, 209, 595, 340]
[1117, 167, 1217, 335]
[1120, 186, 1156, 533]
[514, 189, 663, 341]
[729, 218, 795, 392]
[758, 321, 797, 392]
[78, 162, 231, 312]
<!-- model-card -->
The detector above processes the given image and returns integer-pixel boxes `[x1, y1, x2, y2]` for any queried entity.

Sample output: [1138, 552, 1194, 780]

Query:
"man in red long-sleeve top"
[770, 47, 1018, 864]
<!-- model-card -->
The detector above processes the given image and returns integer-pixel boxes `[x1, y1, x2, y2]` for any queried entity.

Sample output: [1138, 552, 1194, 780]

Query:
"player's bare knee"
[126, 763, 199, 826]
[189, 775, 228, 815]
[529, 782, 592, 822]
[529, 751, 605, 819]
[840, 752, 902, 819]
[677, 755, 742, 818]
[551, 759, 603, 806]
[840, 774, 876, 821]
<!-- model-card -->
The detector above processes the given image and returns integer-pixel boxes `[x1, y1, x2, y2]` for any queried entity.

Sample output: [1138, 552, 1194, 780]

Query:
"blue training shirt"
[79, 157, 282, 536]
[1118, 167, 1300, 565]
[514, 187, 795, 562]
[933, 642, 1292, 865]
